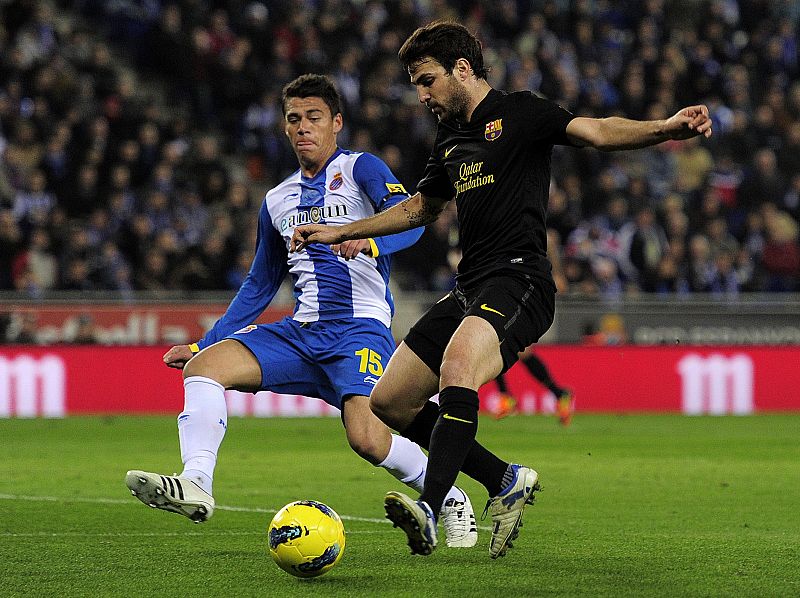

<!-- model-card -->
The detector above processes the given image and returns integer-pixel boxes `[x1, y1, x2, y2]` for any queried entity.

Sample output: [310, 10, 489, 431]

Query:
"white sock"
[377, 435, 465, 505]
[378, 434, 427, 492]
[178, 376, 227, 495]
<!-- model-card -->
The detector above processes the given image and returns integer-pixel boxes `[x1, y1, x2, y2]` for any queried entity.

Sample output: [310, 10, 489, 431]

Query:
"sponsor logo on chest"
[454, 160, 495, 197]
[280, 203, 349, 233]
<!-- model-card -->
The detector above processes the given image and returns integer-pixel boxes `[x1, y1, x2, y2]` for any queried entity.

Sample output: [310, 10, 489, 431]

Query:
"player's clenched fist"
[665, 105, 713, 139]
[163, 344, 194, 369]
[291, 224, 344, 252]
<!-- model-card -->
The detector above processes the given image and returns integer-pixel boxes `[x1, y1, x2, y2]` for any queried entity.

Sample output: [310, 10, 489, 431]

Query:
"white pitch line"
[0, 493, 391, 525]
[0, 493, 131, 505]
[0, 493, 492, 531]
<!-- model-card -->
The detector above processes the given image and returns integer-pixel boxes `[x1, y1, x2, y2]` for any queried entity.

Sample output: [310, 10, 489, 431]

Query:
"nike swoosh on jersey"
[480, 304, 506, 317]
[444, 145, 458, 158]
[442, 413, 474, 424]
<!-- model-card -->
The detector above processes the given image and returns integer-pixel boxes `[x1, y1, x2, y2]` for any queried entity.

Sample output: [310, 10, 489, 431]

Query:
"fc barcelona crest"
[485, 119, 503, 141]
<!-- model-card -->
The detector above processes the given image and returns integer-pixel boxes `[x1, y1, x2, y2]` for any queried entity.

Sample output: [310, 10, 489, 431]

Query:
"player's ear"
[332, 112, 343, 134]
[454, 58, 472, 81]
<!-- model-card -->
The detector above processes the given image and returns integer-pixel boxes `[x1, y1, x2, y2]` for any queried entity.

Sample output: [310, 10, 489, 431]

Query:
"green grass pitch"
[2, 414, 799, 597]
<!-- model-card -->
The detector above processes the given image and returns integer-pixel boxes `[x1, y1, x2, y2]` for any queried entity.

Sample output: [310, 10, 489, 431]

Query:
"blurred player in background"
[494, 351, 573, 425]
[292, 21, 712, 558]
[125, 74, 478, 548]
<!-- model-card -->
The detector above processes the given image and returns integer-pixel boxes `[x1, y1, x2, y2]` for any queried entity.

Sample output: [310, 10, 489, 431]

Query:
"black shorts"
[405, 273, 555, 376]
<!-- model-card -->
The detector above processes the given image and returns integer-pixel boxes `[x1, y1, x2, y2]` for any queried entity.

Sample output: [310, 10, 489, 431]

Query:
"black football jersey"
[417, 89, 576, 291]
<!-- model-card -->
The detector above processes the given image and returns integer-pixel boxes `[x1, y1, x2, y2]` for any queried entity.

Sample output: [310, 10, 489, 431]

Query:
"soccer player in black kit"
[292, 21, 713, 559]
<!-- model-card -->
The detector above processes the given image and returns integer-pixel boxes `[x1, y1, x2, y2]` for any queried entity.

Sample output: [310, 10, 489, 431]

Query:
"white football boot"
[384, 491, 438, 555]
[125, 470, 215, 523]
[485, 465, 540, 558]
[440, 488, 478, 548]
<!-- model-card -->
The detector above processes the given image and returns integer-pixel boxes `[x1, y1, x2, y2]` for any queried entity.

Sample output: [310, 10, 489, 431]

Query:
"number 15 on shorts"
[355, 348, 384, 376]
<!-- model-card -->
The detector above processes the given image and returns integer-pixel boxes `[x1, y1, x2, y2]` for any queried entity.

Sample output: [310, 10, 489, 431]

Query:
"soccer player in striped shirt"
[126, 74, 477, 548]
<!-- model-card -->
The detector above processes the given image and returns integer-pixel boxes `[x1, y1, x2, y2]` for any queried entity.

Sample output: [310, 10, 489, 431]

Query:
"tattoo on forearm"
[401, 197, 441, 226]
[402, 199, 426, 225]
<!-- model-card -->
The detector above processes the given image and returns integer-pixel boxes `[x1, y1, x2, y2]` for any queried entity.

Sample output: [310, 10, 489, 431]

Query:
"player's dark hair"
[282, 74, 341, 117]
[398, 21, 488, 80]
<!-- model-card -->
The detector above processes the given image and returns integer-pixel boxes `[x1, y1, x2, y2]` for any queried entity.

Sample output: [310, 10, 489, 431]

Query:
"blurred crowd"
[1, 0, 799, 300]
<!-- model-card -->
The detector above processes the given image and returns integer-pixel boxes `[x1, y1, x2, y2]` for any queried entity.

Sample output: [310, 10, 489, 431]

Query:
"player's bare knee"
[182, 355, 205, 379]
[439, 355, 473, 388]
[182, 354, 223, 384]
[369, 390, 397, 426]
[368, 396, 390, 421]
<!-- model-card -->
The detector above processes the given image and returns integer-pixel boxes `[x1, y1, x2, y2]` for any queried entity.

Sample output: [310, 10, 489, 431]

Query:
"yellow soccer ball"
[267, 500, 346, 578]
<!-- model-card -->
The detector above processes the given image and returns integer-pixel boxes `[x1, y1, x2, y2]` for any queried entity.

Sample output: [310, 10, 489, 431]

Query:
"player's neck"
[464, 80, 492, 123]
[299, 145, 338, 178]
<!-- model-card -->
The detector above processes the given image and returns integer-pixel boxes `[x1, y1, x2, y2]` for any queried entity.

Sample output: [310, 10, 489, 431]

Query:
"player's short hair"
[398, 21, 488, 80]
[282, 74, 341, 117]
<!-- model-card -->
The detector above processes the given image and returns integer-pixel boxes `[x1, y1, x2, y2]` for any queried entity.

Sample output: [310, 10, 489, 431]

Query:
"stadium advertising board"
[553, 299, 800, 345]
[1, 346, 798, 418]
[1, 304, 291, 345]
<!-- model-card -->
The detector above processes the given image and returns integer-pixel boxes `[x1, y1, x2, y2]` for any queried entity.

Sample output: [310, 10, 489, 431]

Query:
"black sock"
[400, 398, 508, 498]
[401, 400, 439, 450]
[400, 401, 509, 496]
[495, 374, 509, 394]
[419, 386, 479, 515]
[460, 442, 508, 498]
[522, 354, 563, 396]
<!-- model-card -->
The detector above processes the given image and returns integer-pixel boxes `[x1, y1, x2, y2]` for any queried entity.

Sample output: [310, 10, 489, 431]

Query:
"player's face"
[410, 58, 470, 122]
[284, 97, 342, 172]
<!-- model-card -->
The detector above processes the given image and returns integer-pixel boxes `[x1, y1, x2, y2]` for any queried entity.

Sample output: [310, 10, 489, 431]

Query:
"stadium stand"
[1, 0, 798, 300]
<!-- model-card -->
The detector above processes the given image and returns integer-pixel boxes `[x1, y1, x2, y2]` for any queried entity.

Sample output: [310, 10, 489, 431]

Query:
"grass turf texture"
[1, 415, 798, 597]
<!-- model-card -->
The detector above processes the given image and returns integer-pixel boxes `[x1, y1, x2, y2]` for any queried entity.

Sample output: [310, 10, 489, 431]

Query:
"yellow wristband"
[189, 343, 200, 354]
[367, 238, 380, 257]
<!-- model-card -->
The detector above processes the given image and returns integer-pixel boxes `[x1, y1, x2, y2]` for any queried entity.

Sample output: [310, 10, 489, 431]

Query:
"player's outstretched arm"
[163, 344, 194, 369]
[566, 105, 712, 151]
[291, 192, 447, 252]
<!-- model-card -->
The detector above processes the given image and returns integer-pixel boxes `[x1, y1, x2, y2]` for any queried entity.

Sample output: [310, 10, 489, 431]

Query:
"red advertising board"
[1, 304, 292, 345]
[494, 346, 800, 414]
[1, 346, 798, 417]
